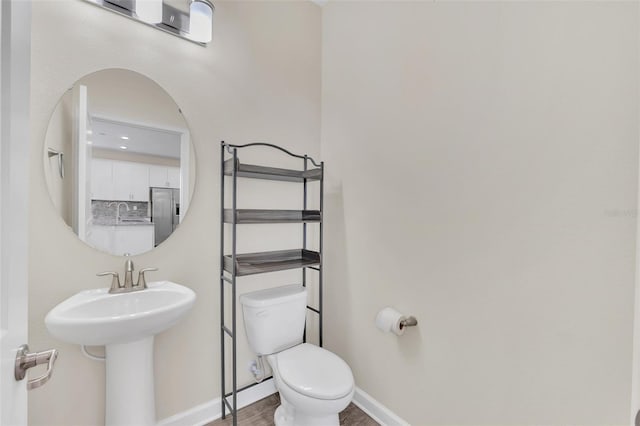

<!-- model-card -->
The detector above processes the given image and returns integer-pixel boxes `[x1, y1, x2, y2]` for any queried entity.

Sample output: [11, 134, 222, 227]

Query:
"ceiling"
[90, 117, 182, 159]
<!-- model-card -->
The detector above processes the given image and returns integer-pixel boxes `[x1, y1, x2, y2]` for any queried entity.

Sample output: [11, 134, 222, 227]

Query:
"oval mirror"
[43, 69, 196, 256]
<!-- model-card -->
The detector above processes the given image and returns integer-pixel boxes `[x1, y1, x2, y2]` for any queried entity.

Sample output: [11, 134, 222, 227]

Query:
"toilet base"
[273, 394, 340, 426]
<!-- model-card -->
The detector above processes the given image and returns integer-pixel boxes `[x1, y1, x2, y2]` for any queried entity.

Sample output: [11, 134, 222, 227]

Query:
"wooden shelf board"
[223, 159, 322, 182]
[223, 209, 321, 224]
[223, 249, 321, 276]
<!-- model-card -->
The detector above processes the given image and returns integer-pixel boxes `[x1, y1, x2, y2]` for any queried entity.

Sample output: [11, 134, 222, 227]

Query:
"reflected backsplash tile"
[92, 200, 149, 225]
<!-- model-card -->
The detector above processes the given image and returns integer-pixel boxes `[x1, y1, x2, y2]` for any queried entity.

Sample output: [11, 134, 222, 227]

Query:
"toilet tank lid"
[239, 284, 306, 308]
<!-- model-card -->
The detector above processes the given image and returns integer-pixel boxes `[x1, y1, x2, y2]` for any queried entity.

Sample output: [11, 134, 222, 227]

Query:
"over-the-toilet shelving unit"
[219, 142, 324, 426]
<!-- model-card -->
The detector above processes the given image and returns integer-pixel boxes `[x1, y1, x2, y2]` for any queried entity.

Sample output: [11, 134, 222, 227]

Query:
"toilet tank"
[240, 284, 307, 355]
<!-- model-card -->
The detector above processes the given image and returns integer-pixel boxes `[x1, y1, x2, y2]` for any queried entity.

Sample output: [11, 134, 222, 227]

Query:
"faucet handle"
[136, 268, 158, 289]
[97, 271, 121, 292]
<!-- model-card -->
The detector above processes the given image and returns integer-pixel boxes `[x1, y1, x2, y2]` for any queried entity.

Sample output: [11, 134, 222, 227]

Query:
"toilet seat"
[275, 343, 353, 400]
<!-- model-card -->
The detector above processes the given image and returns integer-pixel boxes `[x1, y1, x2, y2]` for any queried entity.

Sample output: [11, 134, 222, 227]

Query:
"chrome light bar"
[83, 0, 214, 46]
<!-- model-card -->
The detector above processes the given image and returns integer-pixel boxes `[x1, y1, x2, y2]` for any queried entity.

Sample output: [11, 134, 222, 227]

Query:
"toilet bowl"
[267, 343, 354, 426]
[240, 285, 355, 426]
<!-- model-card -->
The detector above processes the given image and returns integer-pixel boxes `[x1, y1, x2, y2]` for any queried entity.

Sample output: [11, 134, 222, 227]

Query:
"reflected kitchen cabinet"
[113, 161, 150, 202]
[91, 159, 150, 202]
[91, 158, 114, 200]
[87, 224, 154, 256]
[149, 165, 180, 188]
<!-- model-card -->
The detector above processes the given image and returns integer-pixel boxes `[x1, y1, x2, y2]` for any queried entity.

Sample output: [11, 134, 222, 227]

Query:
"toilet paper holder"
[400, 316, 418, 329]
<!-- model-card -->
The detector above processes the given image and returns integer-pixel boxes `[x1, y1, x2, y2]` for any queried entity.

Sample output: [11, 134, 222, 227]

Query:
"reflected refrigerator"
[150, 187, 180, 246]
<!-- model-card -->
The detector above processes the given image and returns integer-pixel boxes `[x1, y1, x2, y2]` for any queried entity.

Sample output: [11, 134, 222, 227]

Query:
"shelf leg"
[220, 142, 226, 419]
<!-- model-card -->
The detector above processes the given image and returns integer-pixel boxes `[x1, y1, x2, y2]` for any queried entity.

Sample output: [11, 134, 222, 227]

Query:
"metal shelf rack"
[219, 142, 324, 426]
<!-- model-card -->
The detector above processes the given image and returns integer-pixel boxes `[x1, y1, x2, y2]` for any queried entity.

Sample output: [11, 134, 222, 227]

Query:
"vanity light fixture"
[135, 0, 162, 23]
[84, 0, 215, 46]
[189, 0, 214, 43]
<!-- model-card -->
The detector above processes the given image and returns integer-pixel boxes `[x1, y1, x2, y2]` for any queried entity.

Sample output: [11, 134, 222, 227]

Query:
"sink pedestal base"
[105, 336, 155, 426]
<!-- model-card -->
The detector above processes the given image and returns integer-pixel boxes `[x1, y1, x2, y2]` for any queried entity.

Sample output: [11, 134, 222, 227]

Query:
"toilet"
[240, 284, 354, 426]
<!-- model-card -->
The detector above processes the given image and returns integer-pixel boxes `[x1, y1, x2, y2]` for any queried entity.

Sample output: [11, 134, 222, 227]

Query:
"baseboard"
[353, 387, 410, 426]
[157, 381, 408, 426]
[157, 379, 277, 426]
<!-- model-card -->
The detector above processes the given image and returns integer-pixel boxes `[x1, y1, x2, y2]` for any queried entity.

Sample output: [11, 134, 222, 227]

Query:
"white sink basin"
[45, 281, 195, 346]
[45, 280, 196, 426]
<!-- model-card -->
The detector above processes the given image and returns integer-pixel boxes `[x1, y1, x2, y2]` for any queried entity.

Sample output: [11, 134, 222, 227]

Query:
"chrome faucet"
[123, 256, 135, 288]
[97, 255, 158, 294]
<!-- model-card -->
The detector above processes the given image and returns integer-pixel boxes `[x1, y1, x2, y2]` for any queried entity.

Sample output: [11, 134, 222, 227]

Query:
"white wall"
[29, 1, 320, 424]
[321, 2, 638, 425]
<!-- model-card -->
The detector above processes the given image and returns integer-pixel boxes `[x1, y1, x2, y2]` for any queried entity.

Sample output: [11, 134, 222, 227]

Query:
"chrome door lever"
[14, 344, 58, 390]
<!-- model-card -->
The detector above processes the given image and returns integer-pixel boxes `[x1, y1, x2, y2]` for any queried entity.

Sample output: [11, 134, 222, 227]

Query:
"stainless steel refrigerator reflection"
[150, 187, 180, 246]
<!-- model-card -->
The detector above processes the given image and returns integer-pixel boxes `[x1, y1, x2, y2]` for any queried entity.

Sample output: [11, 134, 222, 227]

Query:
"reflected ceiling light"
[120, 136, 129, 140]
[189, 0, 214, 43]
[84, 0, 215, 46]
[120, 146, 128, 150]
[135, 0, 163, 24]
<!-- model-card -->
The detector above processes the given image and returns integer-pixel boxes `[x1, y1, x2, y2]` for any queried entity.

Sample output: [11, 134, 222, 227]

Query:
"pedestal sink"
[45, 281, 196, 426]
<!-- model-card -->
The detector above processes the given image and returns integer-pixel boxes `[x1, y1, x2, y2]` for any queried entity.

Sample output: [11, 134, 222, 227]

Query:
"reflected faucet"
[108, 201, 130, 223]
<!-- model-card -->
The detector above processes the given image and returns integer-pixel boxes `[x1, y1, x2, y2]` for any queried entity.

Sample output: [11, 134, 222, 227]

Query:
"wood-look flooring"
[207, 393, 379, 426]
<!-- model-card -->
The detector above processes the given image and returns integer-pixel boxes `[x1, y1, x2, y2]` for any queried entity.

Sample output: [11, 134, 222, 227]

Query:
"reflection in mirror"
[44, 69, 196, 256]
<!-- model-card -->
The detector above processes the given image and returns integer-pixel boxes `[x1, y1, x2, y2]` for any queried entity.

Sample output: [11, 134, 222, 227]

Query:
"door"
[1, 1, 30, 424]
[72, 84, 91, 241]
[1, 4, 58, 424]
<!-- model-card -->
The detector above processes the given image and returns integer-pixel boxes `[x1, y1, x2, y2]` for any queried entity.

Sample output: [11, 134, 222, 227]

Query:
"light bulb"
[135, 0, 163, 24]
[189, 0, 213, 43]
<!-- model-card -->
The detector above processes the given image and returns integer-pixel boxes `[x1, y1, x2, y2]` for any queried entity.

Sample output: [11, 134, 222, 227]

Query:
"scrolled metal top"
[222, 142, 322, 168]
